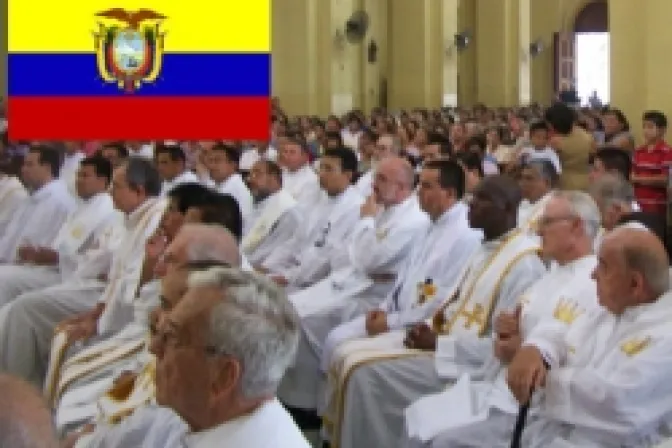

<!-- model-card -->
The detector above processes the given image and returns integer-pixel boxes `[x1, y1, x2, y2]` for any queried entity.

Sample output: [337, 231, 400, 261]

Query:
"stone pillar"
[388, 0, 458, 110]
[518, 0, 532, 105]
[474, 0, 519, 106]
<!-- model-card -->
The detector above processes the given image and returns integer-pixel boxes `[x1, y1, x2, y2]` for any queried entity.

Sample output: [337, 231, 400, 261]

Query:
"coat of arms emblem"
[93, 8, 167, 93]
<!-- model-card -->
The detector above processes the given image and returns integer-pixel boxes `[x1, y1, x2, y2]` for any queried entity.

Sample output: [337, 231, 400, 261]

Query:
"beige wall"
[272, 0, 672, 122]
[529, 0, 592, 105]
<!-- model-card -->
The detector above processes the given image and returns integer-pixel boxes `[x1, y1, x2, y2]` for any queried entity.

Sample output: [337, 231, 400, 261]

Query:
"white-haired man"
[0, 157, 164, 388]
[436, 228, 672, 447]
[73, 267, 309, 447]
[54, 221, 243, 434]
[404, 191, 603, 447]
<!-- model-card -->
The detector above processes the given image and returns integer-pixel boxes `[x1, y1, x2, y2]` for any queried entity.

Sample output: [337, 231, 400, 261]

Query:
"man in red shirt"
[632, 110, 672, 216]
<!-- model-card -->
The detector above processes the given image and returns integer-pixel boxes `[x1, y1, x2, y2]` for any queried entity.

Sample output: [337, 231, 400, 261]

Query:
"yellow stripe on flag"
[9, 0, 270, 53]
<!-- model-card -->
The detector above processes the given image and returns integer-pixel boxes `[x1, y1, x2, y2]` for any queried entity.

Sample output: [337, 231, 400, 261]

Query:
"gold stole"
[44, 202, 163, 405]
[241, 191, 296, 253]
[97, 354, 156, 425]
[323, 229, 540, 447]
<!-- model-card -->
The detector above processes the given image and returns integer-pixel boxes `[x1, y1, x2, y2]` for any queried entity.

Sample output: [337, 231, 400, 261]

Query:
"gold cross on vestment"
[461, 304, 485, 329]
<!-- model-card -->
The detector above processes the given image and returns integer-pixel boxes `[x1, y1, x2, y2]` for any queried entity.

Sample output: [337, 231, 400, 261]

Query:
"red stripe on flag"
[8, 96, 270, 140]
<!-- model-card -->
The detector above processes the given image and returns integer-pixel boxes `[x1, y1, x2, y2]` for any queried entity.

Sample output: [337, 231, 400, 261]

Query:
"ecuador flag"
[8, 0, 271, 140]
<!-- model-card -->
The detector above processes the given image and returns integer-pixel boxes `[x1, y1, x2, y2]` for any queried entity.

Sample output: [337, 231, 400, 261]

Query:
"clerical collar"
[555, 254, 596, 273]
[326, 185, 352, 202]
[30, 179, 58, 200]
[433, 201, 467, 225]
[213, 172, 238, 188]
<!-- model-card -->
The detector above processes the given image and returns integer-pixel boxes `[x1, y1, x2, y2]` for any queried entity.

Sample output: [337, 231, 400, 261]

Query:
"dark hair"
[522, 160, 559, 188]
[197, 193, 243, 242]
[285, 133, 311, 155]
[594, 147, 632, 181]
[423, 159, 466, 199]
[361, 127, 378, 143]
[155, 144, 187, 163]
[529, 120, 549, 134]
[29, 145, 61, 177]
[453, 150, 484, 177]
[211, 143, 241, 165]
[325, 131, 344, 146]
[80, 156, 112, 186]
[465, 135, 486, 154]
[428, 132, 453, 156]
[643, 110, 668, 129]
[604, 108, 630, 132]
[259, 160, 282, 183]
[124, 157, 161, 197]
[544, 102, 576, 135]
[102, 142, 129, 158]
[167, 183, 214, 214]
[323, 147, 358, 176]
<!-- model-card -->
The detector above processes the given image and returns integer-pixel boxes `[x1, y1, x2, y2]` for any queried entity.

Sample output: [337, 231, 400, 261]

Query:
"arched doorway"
[574, 1, 609, 105]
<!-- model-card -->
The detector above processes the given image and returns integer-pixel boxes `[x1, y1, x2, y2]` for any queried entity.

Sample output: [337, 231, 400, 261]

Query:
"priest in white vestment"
[0, 145, 77, 263]
[56, 225, 242, 435]
[590, 173, 652, 251]
[72, 267, 310, 448]
[0, 157, 119, 308]
[355, 134, 396, 196]
[244, 160, 301, 267]
[404, 190, 603, 447]
[262, 148, 365, 291]
[450, 228, 672, 448]
[517, 160, 558, 235]
[0, 171, 27, 236]
[321, 175, 546, 448]
[279, 136, 322, 208]
[320, 160, 483, 376]
[204, 143, 253, 225]
[0, 158, 164, 388]
[278, 157, 428, 410]
[155, 144, 200, 196]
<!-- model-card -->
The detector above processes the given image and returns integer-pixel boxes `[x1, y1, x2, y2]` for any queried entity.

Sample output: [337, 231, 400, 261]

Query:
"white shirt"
[61, 151, 85, 197]
[161, 170, 200, 196]
[0, 179, 76, 262]
[520, 146, 563, 173]
[0, 176, 28, 236]
[128, 144, 154, 160]
[210, 173, 253, 224]
[239, 147, 278, 171]
[282, 165, 321, 208]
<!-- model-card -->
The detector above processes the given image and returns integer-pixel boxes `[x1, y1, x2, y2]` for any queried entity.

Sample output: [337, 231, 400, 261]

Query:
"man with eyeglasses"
[69, 267, 310, 448]
[405, 191, 602, 447]
[321, 175, 545, 448]
[61, 225, 242, 447]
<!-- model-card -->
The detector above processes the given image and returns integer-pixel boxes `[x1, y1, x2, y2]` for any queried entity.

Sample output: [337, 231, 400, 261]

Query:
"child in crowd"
[518, 120, 562, 174]
[631, 110, 672, 216]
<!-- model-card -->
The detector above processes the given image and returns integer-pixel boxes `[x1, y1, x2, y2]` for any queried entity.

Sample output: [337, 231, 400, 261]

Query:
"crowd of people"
[0, 98, 671, 447]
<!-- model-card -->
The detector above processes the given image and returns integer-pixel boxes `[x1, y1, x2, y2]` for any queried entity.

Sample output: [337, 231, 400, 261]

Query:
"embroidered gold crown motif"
[620, 336, 652, 357]
[376, 228, 389, 241]
[552, 298, 582, 325]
